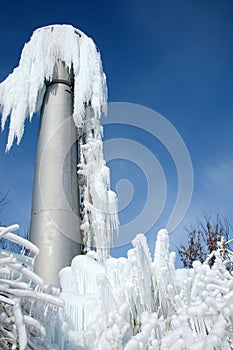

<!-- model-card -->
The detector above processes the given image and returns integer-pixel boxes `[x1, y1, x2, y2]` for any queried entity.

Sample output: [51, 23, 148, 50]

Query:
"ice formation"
[1, 224, 233, 349]
[78, 106, 119, 261]
[0, 24, 107, 151]
[57, 229, 233, 350]
[0, 24, 118, 260]
[0, 225, 64, 349]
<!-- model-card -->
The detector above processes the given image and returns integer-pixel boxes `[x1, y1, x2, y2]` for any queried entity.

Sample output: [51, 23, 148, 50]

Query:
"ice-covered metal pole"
[30, 61, 81, 286]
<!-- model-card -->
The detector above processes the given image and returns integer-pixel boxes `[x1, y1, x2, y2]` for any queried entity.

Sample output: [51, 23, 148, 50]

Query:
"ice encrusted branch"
[0, 24, 107, 150]
[0, 224, 64, 350]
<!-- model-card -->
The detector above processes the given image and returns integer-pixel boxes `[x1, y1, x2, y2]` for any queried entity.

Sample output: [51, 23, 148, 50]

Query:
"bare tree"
[178, 214, 232, 268]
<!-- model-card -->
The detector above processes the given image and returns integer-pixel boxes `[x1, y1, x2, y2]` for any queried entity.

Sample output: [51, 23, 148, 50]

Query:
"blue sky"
[0, 0, 233, 262]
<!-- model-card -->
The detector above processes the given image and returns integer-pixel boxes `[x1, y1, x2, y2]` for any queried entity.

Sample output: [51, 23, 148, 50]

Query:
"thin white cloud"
[204, 157, 233, 197]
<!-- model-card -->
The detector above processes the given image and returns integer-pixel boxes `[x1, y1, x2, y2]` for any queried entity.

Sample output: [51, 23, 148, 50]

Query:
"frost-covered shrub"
[0, 225, 64, 350]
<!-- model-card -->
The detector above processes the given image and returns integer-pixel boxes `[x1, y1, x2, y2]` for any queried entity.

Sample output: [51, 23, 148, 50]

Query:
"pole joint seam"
[46, 79, 73, 88]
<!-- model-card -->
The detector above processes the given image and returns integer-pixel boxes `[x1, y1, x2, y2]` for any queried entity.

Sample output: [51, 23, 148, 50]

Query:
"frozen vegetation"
[0, 225, 64, 349]
[0, 224, 232, 349]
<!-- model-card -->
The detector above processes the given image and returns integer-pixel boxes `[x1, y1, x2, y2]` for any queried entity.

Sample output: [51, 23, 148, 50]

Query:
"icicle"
[153, 229, 176, 319]
[78, 105, 118, 261]
[131, 234, 154, 313]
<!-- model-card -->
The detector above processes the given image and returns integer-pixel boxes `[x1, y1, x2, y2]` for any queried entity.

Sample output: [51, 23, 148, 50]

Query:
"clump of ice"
[0, 24, 107, 150]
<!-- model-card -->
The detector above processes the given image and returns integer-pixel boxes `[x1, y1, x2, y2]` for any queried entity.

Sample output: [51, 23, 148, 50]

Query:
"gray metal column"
[30, 61, 81, 286]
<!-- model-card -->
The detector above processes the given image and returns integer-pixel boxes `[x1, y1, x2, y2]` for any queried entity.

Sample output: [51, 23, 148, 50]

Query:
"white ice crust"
[0, 24, 107, 151]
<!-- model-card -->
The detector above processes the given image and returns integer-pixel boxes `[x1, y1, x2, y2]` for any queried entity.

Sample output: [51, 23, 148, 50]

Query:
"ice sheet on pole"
[0, 24, 107, 150]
